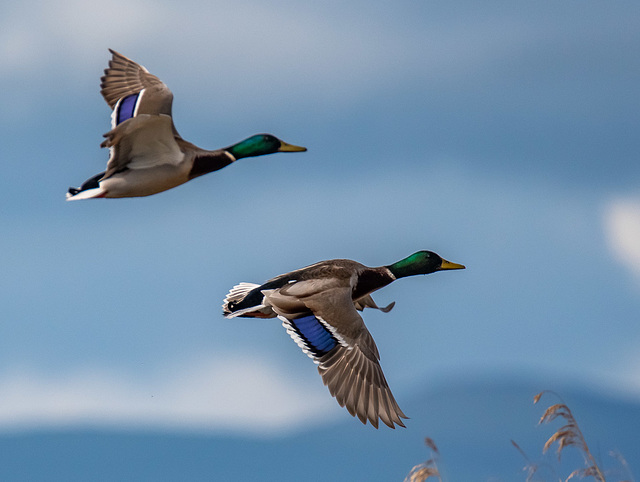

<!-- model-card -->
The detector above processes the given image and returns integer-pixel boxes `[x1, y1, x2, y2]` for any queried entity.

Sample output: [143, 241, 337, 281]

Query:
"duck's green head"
[388, 251, 465, 279]
[227, 134, 307, 160]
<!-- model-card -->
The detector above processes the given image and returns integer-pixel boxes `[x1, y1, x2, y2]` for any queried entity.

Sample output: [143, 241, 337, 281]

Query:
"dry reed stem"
[404, 437, 443, 482]
[511, 439, 543, 482]
[406, 467, 441, 482]
[534, 391, 606, 482]
[608, 450, 634, 482]
[424, 437, 439, 454]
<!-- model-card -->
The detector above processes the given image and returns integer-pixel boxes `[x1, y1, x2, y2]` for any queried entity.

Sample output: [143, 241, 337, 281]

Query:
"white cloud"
[0, 0, 573, 101]
[0, 0, 168, 72]
[604, 197, 640, 278]
[4, 0, 632, 128]
[0, 356, 335, 434]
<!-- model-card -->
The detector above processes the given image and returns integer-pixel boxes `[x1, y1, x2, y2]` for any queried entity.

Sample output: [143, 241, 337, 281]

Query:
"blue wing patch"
[291, 315, 338, 357]
[115, 93, 140, 125]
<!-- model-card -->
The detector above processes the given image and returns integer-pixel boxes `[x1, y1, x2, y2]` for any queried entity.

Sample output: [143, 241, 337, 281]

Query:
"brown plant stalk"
[534, 391, 606, 482]
[404, 437, 443, 482]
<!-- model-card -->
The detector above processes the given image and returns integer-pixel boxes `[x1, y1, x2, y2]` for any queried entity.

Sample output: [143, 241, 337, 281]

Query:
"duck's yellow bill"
[439, 259, 466, 270]
[278, 141, 307, 152]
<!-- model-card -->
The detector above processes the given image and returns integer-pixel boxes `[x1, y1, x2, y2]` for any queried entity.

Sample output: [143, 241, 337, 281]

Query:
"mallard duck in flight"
[67, 50, 306, 200]
[222, 251, 465, 428]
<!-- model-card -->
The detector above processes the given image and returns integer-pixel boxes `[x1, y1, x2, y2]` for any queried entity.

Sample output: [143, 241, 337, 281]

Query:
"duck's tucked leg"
[354, 294, 395, 313]
[66, 171, 107, 200]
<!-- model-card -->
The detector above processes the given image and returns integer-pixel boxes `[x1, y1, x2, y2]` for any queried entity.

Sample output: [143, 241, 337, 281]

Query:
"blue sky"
[1, 0, 639, 435]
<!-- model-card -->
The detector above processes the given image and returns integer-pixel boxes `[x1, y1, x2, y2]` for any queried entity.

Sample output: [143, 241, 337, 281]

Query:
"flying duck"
[67, 50, 306, 200]
[222, 251, 465, 428]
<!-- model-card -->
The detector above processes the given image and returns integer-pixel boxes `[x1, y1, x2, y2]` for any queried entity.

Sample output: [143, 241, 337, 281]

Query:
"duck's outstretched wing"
[317, 334, 407, 429]
[100, 49, 173, 115]
[266, 281, 408, 429]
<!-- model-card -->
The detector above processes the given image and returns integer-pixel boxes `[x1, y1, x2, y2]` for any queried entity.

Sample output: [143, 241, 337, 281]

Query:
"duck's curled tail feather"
[66, 172, 107, 201]
[222, 282, 275, 318]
